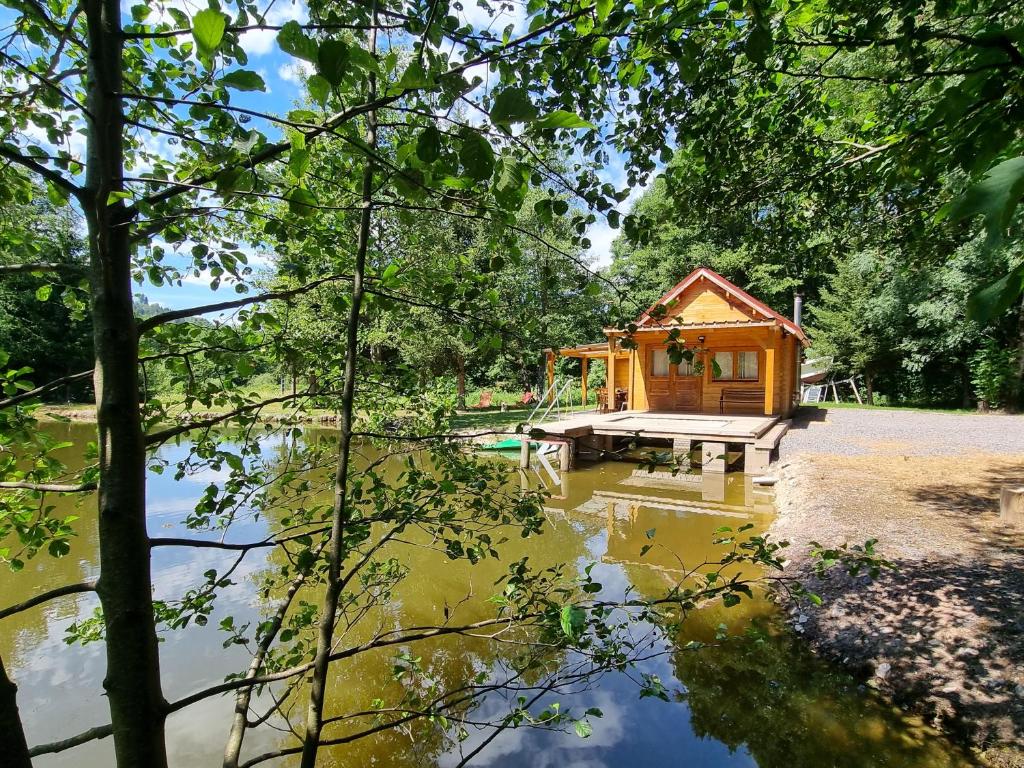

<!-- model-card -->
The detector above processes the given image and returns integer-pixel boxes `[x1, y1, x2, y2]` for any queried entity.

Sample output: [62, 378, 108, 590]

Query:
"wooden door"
[672, 375, 701, 411]
[645, 347, 702, 412]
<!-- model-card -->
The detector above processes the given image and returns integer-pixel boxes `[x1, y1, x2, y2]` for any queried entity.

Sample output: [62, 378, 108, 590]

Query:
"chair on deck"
[472, 391, 493, 409]
[595, 387, 609, 413]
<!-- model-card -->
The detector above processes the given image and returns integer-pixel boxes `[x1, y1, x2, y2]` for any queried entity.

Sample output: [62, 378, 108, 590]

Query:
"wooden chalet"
[548, 268, 808, 418]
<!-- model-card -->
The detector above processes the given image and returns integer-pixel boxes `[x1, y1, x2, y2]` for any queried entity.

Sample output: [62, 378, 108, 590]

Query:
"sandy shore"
[772, 407, 1024, 767]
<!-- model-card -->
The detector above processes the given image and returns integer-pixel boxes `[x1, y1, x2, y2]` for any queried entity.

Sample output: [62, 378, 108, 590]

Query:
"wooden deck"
[525, 410, 790, 473]
[537, 411, 780, 442]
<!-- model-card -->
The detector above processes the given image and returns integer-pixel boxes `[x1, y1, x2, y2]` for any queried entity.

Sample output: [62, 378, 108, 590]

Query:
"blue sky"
[3, 0, 651, 312]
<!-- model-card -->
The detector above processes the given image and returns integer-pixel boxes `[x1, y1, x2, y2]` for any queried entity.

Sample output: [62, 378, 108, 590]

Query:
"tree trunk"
[456, 353, 466, 410]
[0, 655, 32, 768]
[84, 0, 168, 765]
[863, 371, 874, 405]
[1013, 292, 1024, 412]
[300, 11, 378, 766]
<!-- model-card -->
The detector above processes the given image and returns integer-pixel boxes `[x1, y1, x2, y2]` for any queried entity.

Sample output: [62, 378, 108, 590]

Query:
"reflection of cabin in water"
[536, 269, 808, 473]
[550, 268, 807, 417]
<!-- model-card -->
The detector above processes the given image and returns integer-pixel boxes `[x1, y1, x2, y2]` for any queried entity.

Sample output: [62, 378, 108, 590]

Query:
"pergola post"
[581, 357, 588, 407]
[763, 344, 775, 416]
[545, 350, 555, 403]
[606, 338, 616, 411]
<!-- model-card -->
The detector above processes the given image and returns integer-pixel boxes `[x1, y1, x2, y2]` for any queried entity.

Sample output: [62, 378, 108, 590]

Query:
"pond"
[1, 421, 975, 767]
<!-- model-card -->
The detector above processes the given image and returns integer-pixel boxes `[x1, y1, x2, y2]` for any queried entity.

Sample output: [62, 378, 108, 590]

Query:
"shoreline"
[770, 409, 1024, 768]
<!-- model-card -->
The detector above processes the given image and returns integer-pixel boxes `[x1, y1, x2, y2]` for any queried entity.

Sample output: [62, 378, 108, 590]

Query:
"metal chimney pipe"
[793, 293, 804, 327]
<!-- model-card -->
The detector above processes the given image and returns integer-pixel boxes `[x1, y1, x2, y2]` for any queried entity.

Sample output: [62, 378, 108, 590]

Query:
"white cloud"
[240, 28, 277, 56]
[241, 0, 307, 57]
[456, 0, 528, 36]
[278, 60, 315, 84]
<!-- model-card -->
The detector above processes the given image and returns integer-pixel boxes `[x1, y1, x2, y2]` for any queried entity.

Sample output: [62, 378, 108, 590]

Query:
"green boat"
[478, 439, 537, 452]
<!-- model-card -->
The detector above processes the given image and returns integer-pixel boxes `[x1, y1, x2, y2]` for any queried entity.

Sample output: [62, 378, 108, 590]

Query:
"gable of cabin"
[660, 281, 763, 326]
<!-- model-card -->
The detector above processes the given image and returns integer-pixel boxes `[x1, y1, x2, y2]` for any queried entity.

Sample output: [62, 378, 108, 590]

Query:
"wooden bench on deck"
[720, 388, 765, 414]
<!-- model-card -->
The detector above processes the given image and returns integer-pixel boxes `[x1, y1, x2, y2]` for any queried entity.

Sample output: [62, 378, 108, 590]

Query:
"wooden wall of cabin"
[613, 354, 630, 390]
[629, 326, 799, 415]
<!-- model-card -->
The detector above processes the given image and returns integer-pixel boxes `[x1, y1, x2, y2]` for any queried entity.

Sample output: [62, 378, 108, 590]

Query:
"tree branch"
[150, 526, 329, 551]
[0, 262, 86, 276]
[136, 273, 353, 333]
[0, 369, 93, 410]
[28, 724, 113, 757]
[143, 390, 333, 447]
[0, 581, 97, 621]
[0, 480, 95, 492]
[0, 143, 83, 200]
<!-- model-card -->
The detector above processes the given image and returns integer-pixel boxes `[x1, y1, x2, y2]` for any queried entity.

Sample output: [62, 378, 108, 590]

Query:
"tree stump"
[1001, 485, 1024, 527]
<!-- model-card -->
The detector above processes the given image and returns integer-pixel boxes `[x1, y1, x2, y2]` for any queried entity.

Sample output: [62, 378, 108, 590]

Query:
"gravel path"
[772, 407, 1024, 767]
[782, 406, 1024, 456]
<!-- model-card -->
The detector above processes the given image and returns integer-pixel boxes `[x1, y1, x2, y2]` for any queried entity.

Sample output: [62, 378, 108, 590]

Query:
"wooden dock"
[522, 411, 790, 473]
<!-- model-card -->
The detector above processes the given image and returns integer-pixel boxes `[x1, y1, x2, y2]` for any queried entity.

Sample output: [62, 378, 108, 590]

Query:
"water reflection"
[0, 423, 976, 767]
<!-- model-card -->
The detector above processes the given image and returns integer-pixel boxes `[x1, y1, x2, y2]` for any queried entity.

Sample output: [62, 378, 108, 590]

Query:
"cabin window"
[651, 349, 669, 377]
[712, 351, 733, 380]
[677, 355, 696, 376]
[737, 351, 759, 380]
[712, 350, 760, 381]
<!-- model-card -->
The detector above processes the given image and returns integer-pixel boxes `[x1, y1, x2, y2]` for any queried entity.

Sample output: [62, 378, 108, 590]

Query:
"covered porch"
[544, 342, 630, 410]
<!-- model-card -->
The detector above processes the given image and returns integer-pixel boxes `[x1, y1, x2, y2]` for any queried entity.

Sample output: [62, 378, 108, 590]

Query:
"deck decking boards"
[535, 411, 780, 444]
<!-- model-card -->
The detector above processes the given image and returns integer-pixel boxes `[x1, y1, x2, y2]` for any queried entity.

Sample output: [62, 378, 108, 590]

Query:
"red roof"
[635, 267, 807, 342]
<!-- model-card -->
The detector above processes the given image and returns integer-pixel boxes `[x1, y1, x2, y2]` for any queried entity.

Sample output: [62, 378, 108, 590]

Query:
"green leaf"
[35, 284, 52, 301]
[574, 719, 593, 738]
[317, 40, 348, 87]
[218, 69, 266, 92]
[745, 24, 772, 65]
[48, 539, 71, 558]
[559, 604, 585, 640]
[287, 187, 318, 217]
[398, 59, 430, 89]
[458, 129, 494, 182]
[595, 0, 612, 22]
[416, 125, 442, 163]
[533, 110, 596, 130]
[947, 156, 1024, 248]
[490, 88, 538, 126]
[348, 45, 379, 76]
[289, 147, 310, 179]
[967, 262, 1024, 324]
[493, 161, 529, 210]
[192, 9, 227, 57]
[277, 20, 318, 63]
[307, 74, 331, 106]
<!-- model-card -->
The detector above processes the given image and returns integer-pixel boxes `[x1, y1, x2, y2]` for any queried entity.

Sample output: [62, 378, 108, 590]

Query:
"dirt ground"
[772, 407, 1024, 767]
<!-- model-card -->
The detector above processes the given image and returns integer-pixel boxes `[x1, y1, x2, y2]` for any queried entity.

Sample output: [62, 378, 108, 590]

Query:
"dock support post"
[558, 441, 572, 471]
[519, 438, 530, 469]
[1001, 485, 1024, 527]
[744, 443, 771, 475]
[701, 441, 726, 473]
